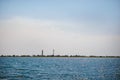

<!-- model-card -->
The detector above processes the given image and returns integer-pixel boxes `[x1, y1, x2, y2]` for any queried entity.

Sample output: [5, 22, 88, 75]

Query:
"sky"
[0, 0, 120, 56]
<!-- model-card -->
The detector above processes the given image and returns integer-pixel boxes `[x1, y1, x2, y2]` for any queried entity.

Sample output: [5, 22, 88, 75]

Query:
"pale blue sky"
[0, 0, 120, 56]
[0, 0, 120, 35]
[0, 0, 119, 21]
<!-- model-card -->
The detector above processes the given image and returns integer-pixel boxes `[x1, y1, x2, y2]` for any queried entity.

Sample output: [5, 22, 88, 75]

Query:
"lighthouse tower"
[41, 49, 43, 56]
[53, 49, 54, 56]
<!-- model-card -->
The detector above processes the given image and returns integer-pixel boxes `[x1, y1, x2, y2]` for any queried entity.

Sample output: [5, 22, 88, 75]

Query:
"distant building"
[53, 49, 54, 56]
[41, 49, 43, 56]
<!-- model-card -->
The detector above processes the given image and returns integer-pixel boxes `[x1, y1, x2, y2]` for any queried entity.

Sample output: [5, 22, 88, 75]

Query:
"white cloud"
[0, 17, 120, 56]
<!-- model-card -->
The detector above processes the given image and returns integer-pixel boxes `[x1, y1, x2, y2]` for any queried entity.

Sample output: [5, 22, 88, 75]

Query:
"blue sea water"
[0, 57, 120, 80]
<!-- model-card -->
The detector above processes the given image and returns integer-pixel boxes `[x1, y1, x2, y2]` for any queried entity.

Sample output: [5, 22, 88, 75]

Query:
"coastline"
[0, 55, 120, 58]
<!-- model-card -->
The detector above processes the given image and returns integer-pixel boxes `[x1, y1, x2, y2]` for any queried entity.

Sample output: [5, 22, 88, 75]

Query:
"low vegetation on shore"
[0, 55, 120, 58]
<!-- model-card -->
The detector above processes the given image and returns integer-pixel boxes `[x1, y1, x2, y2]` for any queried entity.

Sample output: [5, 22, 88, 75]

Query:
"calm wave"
[0, 57, 120, 80]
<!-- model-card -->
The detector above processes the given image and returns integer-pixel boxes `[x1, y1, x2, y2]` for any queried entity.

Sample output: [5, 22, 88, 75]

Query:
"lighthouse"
[41, 49, 43, 56]
[53, 49, 54, 56]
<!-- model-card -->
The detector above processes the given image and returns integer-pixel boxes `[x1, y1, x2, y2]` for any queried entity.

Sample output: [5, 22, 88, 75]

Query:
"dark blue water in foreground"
[0, 57, 120, 80]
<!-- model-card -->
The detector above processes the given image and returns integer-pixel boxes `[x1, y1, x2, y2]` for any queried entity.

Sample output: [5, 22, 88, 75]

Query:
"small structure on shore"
[41, 49, 43, 56]
[53, 49, 54, 56]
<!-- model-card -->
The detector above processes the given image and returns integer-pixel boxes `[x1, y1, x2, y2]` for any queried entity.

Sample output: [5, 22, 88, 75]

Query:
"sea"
[0, 57, 120, 80]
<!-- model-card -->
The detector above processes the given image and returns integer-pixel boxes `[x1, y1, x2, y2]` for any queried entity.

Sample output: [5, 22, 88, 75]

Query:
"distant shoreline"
[0, 55, 120, 58]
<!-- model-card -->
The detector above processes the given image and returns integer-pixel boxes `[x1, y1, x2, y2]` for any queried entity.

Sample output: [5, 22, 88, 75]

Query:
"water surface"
[0, 57, 120, 80]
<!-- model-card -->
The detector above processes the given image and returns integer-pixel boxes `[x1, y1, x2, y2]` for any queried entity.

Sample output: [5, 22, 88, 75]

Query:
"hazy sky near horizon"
[0, 0, 120, 56]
